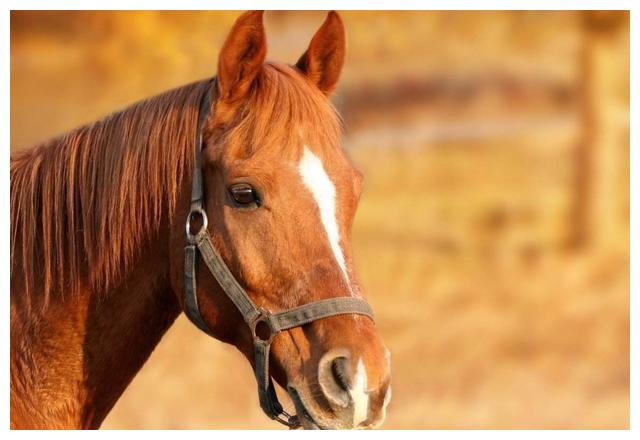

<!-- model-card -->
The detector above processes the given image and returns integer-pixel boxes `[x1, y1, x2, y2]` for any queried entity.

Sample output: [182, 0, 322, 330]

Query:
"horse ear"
[217, 11, 266, 103]
[295, 11, 346, 95]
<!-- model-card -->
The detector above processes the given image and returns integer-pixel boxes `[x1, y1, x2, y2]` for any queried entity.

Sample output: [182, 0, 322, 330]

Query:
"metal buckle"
[185, 207, 208, 242]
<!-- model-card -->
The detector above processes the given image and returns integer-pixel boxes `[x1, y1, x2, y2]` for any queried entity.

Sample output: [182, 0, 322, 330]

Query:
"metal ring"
[273, 411, 300, 429]
[251, 312, 277, 345]
[185, 207, 208, 241]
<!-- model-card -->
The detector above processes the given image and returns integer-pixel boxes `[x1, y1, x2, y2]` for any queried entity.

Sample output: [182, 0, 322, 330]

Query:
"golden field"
[10, 11, 629, 428]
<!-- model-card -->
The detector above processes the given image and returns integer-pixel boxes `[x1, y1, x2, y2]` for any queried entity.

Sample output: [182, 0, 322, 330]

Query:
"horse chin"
[287, 386, 331, 430]
[287, 384, 387, 430]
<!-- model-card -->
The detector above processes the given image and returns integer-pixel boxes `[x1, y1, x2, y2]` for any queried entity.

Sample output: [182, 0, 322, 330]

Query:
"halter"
[183, 82, 374, 428]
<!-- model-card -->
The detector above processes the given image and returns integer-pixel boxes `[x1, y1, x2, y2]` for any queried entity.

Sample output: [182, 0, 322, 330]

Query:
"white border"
[2, 0, 635, 436]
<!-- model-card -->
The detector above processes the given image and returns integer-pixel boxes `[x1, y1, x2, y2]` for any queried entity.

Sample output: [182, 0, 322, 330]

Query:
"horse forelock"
[216, 62, 343, 161]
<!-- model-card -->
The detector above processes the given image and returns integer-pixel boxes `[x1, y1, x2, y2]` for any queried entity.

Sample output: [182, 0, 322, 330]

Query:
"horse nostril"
[318, 350, 352, 407]
[331, 356, 352, 392]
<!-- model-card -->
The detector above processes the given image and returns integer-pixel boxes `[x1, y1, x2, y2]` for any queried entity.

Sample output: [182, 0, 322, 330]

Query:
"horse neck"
[10, 222, 181, 429]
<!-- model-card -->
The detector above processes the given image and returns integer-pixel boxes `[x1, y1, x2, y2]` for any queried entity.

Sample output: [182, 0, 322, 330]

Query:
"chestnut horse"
[10, 11, 391, 429]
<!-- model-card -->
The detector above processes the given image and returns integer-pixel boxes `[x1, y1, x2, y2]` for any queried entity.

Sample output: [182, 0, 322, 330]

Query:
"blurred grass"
[10, 10, 629, 429]
[349, 146, 628, 428]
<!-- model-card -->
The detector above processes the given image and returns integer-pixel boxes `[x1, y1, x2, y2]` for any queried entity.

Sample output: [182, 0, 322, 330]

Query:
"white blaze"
[299, 146, 371, 425]
[298, 146, 350, 286]
[382, 385, 392, 413]
[351, 358, 369, 426]
[383, 348, 392, 413]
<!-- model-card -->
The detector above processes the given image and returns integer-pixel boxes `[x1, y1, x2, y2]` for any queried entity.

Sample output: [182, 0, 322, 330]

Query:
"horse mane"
[11, 79, 211, 307]
[10, 62, 342, 310]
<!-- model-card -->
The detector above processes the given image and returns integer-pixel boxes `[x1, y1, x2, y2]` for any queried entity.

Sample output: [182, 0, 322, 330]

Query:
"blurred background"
[10, 10, 629, 429]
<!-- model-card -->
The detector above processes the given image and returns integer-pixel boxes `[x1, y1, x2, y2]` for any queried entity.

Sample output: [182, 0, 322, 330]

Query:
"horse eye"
[229, 183, 259, 206]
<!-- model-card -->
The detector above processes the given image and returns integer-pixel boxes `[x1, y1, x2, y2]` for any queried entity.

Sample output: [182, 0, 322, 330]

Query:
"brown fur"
[11, 11, 390, 430]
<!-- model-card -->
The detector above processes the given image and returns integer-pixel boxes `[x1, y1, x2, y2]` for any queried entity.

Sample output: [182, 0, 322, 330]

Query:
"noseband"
[183, 82, 374, 428]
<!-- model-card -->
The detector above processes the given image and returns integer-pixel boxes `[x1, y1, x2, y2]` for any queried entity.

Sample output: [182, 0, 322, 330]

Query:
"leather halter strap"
[183, 82, 374, 428]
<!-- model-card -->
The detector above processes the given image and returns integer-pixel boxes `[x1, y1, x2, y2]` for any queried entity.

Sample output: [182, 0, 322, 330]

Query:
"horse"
[10, 10, 391, 429]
